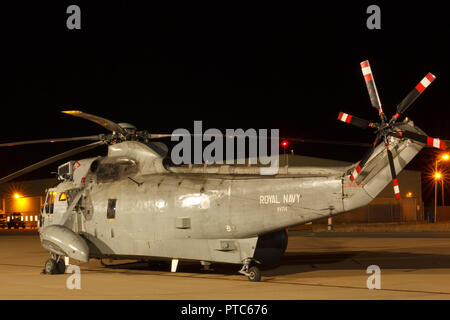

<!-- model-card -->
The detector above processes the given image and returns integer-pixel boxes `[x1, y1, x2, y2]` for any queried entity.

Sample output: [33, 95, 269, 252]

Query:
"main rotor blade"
[349, 135, 381, 181]
[392, 130, 446, 150]
[62, 110, 127, 136]
[360, 60, 386, 122]
[0, 135, 102, 148]
[283, 137, 371, 147]
[386, 143, 400, 200]
[150, 133, 371, 147]
[391, 73, 436, 122]
[337, 112, 376, 130]
[0, 141, 105, 185]
[149, 133, 264, 140]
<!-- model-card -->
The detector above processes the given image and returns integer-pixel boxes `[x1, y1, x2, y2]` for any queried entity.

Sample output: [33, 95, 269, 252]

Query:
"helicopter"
[0, 60, 446, 281]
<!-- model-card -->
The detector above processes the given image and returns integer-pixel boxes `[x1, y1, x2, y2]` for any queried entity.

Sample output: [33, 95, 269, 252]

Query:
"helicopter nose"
[40, 225, 90, 262]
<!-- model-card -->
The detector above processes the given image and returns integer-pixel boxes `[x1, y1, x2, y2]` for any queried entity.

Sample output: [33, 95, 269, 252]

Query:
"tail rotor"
[338, 59, 444, 199]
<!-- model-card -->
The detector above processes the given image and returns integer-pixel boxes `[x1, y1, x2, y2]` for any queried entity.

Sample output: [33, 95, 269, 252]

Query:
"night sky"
[0, 2, 449, 204]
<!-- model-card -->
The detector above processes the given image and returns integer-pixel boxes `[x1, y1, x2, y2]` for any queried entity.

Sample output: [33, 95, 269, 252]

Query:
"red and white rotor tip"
[338, 112, 352, 123]
[427, 137, 446, 150]
[416, 73, 436, 93]
[393, 178, 400, 200]
[360, 60, 374, 82]
[349, 164, 362, 181]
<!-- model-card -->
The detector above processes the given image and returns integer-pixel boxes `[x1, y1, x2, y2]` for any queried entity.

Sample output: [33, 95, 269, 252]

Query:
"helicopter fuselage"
[42, 169, 343, 265]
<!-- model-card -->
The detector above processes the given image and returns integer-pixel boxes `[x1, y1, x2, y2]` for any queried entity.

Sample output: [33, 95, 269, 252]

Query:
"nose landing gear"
[238, 258, 261, 282]
[43, 255, 66, 274]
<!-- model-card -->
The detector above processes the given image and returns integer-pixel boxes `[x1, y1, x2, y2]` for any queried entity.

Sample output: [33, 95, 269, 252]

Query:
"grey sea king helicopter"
[0, 60, 446, 281]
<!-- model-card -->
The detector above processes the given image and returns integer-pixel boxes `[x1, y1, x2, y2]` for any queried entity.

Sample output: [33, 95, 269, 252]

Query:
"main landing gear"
[43, 254, 66, 274]
[238, 258, 261, 282]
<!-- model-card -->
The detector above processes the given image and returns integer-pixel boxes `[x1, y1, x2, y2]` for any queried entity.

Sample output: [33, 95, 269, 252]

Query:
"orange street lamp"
[13, 193, 22, 199]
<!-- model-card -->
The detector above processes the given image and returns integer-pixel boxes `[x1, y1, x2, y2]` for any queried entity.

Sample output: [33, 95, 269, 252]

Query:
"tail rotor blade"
[337, 112, 375, 129]
[393, 131, 446, 150]
[391, 73, 436, 121]
[360, 60, 386, 121]
[386, 144, 400, 200]
[349, 136, 380, 181]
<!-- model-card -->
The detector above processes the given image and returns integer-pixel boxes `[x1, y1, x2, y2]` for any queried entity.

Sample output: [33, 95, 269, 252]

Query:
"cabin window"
[107, 199, 117, 219]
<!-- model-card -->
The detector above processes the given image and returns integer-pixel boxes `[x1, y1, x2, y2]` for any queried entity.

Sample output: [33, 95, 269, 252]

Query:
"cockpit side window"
[44, 193, 50, 214]
[45, 191, 56, 214]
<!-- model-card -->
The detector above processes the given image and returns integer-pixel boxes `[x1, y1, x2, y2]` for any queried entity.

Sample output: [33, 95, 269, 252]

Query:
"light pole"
[281, 141, 288, 167]
[434, 153, 449, 222]
[434, 171, 440, 223]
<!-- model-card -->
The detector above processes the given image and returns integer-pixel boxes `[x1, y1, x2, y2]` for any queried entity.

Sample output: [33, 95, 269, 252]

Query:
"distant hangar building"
[0, 178, 57, 228]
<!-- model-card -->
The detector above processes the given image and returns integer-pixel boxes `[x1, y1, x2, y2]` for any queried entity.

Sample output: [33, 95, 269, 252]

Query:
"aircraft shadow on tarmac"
[97, 250, 450, 278]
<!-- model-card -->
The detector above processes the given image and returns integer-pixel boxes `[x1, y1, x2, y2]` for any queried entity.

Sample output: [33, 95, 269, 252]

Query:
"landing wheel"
[56, 259, 66, 274]
[44, 259, 57, 274]
[247, 266, 261, 282]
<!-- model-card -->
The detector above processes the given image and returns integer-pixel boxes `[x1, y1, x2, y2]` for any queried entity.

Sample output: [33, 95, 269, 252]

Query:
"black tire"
[56, 259, 66, 274]
[44, 259, 57, 274]
[247, 266, 261, 282]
